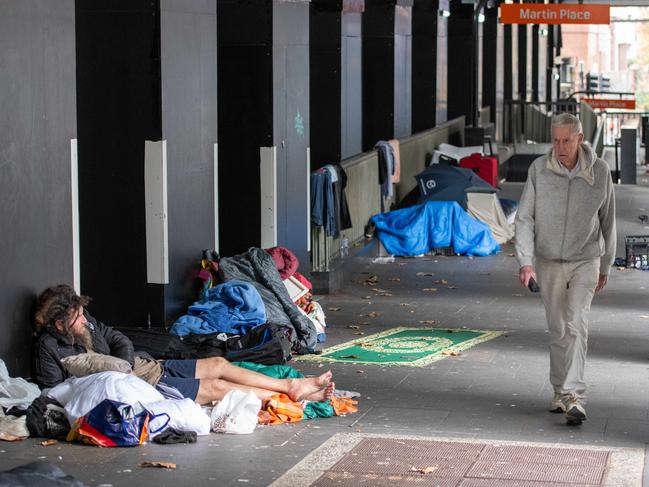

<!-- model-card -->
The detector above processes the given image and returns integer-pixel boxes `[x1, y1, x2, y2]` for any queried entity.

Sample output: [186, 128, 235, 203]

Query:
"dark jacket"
[33, 312, 134, 389]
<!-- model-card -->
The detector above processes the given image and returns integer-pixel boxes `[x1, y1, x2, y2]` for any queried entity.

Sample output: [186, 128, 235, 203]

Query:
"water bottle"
[340, 235, 349, 258]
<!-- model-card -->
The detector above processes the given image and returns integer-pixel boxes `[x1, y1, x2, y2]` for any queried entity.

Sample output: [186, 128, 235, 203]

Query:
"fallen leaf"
[353, 332, 365, 336]
[441, 350, 460, 356]
[446, 285, 458, 290]
[139, 461, 177, 469]
[434, 279, 448, 285]
[40, 439, 58, 447]
[419, 320, 440, 325]
[508, 253, 516, 257]
[411, 466, 438, 474]
[389, 278, 401, 282]
[400, 303, 412, 307]
[355, 342, 373, 347]
[416, 272, 435, 277]
[358, 322, 370, 325]
[347, 325, 360, 330]
[364, 276, 379, 285]
[422, 288, 438, 292]
[328, 307, 341, 311]
[340, 355, 360, 359]
[363, 295, 372, 299]
[366, 311, 381, 318]
[356, 370, 365, 374]
[376, 293, 393, 297]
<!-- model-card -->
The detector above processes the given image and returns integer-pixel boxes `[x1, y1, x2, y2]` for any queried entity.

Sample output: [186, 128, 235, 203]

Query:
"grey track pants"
[536, 258, 599, 400]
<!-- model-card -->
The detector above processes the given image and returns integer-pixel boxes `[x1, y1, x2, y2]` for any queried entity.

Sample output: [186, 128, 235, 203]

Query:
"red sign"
[583, 98, 636, 110]
[500, 4, 610, 25]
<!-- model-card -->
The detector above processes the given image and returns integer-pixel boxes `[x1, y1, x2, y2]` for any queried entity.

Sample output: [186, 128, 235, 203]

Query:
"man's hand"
[519, 265, 537, 288]
[595, 274, 608, 292]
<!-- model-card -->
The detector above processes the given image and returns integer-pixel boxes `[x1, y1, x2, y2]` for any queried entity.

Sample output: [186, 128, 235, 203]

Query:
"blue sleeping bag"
[170, 280, 267, 336]
[371, 200, 500, 257]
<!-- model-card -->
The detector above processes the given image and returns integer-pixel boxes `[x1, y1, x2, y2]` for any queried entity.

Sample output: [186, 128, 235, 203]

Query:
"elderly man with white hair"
[515, 112, 616, 426]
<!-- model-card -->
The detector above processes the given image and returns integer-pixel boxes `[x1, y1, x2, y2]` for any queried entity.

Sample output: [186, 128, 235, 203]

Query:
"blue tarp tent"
[370, 200, 500, 257]
[415, 164, 495, 208]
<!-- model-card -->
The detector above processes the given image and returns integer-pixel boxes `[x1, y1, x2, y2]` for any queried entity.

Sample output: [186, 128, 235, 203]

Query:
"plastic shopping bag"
[0, 360, 40, 410]
[210, 389, 261, 434]
[68, 399, 169, 447]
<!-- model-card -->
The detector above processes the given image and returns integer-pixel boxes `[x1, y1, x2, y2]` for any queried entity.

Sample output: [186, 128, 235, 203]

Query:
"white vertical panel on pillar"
[214, 143, 219, 254]
[260, 146, 277, 248]
[307, 147, 311, 252]
[70, 138, 80, 294]
[144, 140, 169, 284]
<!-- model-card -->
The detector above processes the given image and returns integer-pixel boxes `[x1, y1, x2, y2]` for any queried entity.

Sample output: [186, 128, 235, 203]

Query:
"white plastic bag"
[0, 359, 40, 410]
[210, 389, 261, 434]
[146, 398, 211, 438]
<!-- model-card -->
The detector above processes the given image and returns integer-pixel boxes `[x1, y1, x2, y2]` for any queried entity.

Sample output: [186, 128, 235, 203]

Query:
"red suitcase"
[459, 153, 499, 187]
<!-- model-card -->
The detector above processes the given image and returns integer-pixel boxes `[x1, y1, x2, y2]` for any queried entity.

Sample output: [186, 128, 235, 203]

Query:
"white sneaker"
[549, 393, 566, 413]
[564, 396, 586, 425]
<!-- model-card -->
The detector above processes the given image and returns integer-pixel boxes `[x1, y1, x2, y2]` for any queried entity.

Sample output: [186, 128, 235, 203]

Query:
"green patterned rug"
[296, 327, 502, 367]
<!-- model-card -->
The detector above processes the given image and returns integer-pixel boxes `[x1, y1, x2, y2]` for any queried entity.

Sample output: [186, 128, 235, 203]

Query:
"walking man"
[515, 113, 616, 425]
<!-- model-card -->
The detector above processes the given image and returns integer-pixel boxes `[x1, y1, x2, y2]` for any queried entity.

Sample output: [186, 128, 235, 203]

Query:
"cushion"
[60, 353, 132, 377]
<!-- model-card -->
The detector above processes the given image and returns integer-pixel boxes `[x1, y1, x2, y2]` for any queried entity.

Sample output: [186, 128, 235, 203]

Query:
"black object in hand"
[528, 277, 540, 293]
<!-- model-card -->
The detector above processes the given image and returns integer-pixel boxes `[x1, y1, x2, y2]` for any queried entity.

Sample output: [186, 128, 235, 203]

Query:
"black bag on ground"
[117, 328, 200, 360]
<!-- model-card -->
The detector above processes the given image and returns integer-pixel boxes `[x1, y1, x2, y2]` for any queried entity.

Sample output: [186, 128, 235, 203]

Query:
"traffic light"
[586, 72, 599, 92]
[600, 75, 611, 90]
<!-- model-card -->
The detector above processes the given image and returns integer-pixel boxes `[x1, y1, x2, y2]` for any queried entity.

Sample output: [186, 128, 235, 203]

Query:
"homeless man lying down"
[33, 285, 334, 405]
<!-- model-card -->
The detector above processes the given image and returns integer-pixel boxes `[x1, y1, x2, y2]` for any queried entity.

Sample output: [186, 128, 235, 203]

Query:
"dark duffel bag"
[116, 327, 204, 360]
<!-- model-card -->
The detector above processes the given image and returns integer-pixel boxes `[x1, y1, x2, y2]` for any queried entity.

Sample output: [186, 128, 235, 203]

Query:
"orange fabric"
[388, 139, 401, 183]
[331, 397, 358, 416]
[258, 394, 304, 425]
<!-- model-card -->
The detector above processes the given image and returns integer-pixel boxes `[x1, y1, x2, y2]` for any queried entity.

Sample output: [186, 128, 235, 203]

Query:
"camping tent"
[466, 192, 514, 244]
[414, 164, 495, 208]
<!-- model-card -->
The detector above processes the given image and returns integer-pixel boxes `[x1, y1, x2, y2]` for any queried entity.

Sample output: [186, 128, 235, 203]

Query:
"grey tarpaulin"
[218, 248, 317, 353]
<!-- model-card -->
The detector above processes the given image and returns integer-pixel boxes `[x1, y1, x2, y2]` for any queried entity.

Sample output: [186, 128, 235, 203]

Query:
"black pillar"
[546, 23, 554, 103]
[310, 1, 342, 169]
[532, 24, 539, 102]
[77, 1, 218, 326]
[517, 23, 527, 101]
[412, 0, 438, 132]
[362, 0, 396, 151]
[504, 25, 513, 102]
[447, 1, 474, 123]
[0, 0, 76, 375]
[482, 4, 497, 119]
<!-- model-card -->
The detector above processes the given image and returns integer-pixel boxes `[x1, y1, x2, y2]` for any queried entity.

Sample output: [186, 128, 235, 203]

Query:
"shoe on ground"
[549, 393, 566, 414]
[565, 398, 586, 426]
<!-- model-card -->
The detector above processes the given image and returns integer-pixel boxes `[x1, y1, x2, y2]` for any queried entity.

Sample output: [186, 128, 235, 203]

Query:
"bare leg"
[194, 357, 332, 401]
[195, 378, 278, 405]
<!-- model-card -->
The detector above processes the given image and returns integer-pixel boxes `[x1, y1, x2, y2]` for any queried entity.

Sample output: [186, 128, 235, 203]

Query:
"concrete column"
[447, 1, 474, 123]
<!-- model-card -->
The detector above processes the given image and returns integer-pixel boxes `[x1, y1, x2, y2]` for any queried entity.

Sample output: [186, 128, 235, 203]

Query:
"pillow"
[61, 353, 132, 377]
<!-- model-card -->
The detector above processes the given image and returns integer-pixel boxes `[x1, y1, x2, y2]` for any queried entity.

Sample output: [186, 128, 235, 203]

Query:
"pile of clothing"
[310, 164, 352, 238]
[267, 246, 327, 343]
[170, 246, 322, 356]
[375, 139, 401, 211]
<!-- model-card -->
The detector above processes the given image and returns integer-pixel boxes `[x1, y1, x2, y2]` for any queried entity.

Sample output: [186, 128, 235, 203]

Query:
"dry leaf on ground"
[419, 320, 440, 325]
[139, 461, 177, 469]
[364, 276, 378, 285]
[40, 439, 58, 446]
[366, 311, 381, 318]
[447, 285, 458, 290]
[340, 355, 360, 359]
[353, 332, 365, 336]
[411, 466, 438, 474]
[348, 325, 360, 329]
[389, 278, 401, 282]
[422, 288, 438, 292]
[416, 272, 435, 277]
[434, 279, 448, 285]
[400, 303, 412, 307]
[328, 307, 341, 311]
[441, 350, 460, 356]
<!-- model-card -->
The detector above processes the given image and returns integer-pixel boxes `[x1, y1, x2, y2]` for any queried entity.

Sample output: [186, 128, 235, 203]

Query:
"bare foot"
[304, 381, 335, 402]
[287, 371, 332, 401]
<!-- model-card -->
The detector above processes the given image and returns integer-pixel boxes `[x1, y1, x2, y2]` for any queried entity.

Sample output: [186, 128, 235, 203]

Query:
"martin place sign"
[500, 4, 610, 24]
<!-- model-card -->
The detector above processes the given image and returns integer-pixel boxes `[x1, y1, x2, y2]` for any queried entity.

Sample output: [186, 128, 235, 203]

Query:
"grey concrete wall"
[0, 0, 76, 375]
[160, 0, 217, 320]
[273, 0, 310, 270]
[341, 12, 363, 159]
[394, 4, 412, 139]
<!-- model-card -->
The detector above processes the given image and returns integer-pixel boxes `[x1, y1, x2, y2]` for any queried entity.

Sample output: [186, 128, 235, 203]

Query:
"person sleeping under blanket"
[33, 285, 334, 405]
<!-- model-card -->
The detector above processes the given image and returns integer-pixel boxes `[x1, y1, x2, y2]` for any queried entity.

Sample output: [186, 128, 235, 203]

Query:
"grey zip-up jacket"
[515, 143, 616, 274]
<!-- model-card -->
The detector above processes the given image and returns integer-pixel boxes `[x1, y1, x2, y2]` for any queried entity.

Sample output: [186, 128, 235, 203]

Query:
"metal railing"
[503, 100, 579, 144]
[601, 111, 649, 147]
